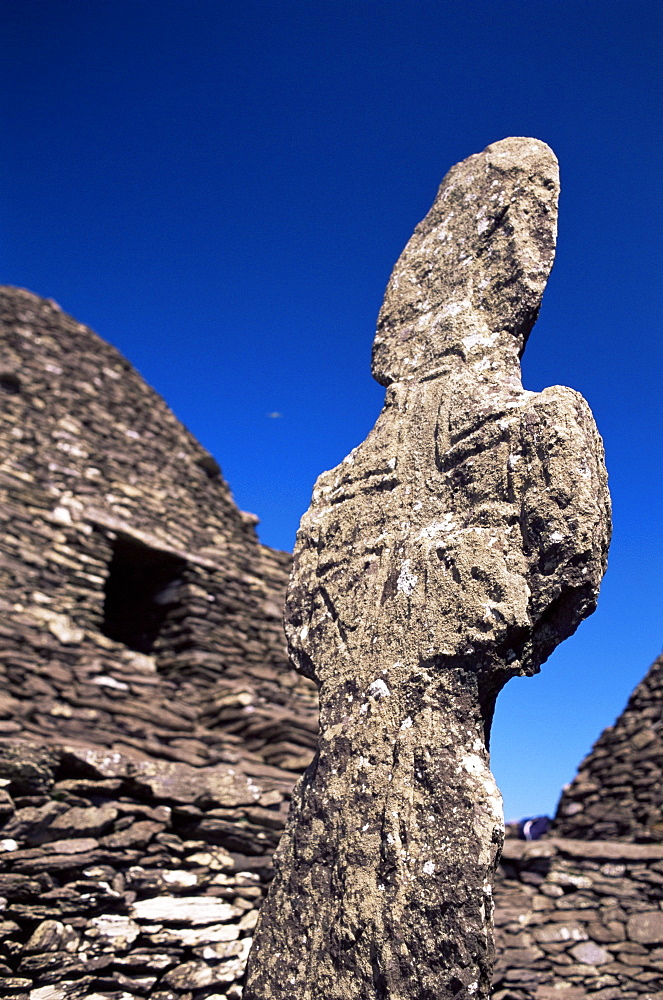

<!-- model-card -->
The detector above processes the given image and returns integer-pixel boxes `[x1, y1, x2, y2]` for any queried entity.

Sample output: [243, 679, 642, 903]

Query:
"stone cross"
[244, 138, 611, 1000]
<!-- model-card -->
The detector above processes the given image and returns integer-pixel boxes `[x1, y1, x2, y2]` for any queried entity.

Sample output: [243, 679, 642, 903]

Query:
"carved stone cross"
[245, 138, 611, 1000]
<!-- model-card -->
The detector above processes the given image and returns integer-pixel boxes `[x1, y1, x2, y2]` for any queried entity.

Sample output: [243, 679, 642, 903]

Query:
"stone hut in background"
[553, 654, 663, 843]
[0, 288, 660, 1000]
[0, 287, 318, 998]
[491, 653, 663, 1000]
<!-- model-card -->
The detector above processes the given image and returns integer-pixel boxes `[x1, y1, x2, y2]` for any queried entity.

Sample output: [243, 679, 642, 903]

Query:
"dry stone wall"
[0, 743, 660, 1000]
[0, 286, 317, 766]
[493, 837, 663, 1000]
[0, 742, 285, 1000]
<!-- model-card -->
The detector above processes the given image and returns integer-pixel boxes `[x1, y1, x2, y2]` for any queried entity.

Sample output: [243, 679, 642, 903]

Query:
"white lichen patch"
[423, 860, 435, 875]
[439, 298, 471, 320]
[474, 357, 492, 372]
[366, 678, 391, 699]
[497, 416, 516, 431]
[459, 753, 485, 777]
[396, 560, 418, 596]
[461, 331, 499, 351]
[417, 513, 456, 540]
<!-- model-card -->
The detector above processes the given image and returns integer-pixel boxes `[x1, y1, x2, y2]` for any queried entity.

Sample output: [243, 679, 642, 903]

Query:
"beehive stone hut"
[0, 286, 318, 999]
[0, 287, 660, 1000]
[553, 654, 663, 843]
[492, 655, 663, 1000]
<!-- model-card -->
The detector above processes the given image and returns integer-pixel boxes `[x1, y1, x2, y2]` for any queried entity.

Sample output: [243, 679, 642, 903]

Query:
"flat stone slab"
[501, 838, 663, 861]
[131, 895, 243, 925]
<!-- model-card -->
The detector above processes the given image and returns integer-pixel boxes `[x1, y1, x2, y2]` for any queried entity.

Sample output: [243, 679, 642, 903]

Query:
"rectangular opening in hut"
[101, 534, 186, 654]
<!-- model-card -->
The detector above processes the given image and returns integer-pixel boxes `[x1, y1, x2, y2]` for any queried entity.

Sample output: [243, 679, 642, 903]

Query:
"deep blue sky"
[2, 1, 661, 821]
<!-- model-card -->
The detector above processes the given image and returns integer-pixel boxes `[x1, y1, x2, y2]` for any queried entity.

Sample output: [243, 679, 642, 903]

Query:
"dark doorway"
[101, 535, 186, 653]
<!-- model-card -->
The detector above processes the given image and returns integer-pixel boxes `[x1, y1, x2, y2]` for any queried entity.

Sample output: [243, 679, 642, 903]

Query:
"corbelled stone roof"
[0, 286, 317, 767]
[553, 653, 663, 842]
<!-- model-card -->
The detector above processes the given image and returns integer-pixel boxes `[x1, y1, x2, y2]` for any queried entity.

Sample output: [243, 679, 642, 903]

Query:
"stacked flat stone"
[553, 654, 663, 843]
[0, 743, 284, 999]
[493, 838, 663, 1000]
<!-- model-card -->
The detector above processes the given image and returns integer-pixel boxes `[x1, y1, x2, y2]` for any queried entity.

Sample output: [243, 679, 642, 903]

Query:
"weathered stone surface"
[1, 802, 68, 843]
[23, 921, 80, 955]
[627, 911, 663, 944]
[534, 922, 590, 944]
[534, 989, 587, 1000]
[160, 959, 238, 989]
[553, 839, 663, 861]
[0, 746, 58, 795]
[569, 941, 611, 964]
[246, 138, 611, 999]
[47, 804, 118, 839]
[87, 914, 141, 948]
[58, 747, 135, 780]
[149, 922, 241, 947]
[0, 874, 42, 898]
[493, 834, 663, 997]
[130, 760, 261, 807]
